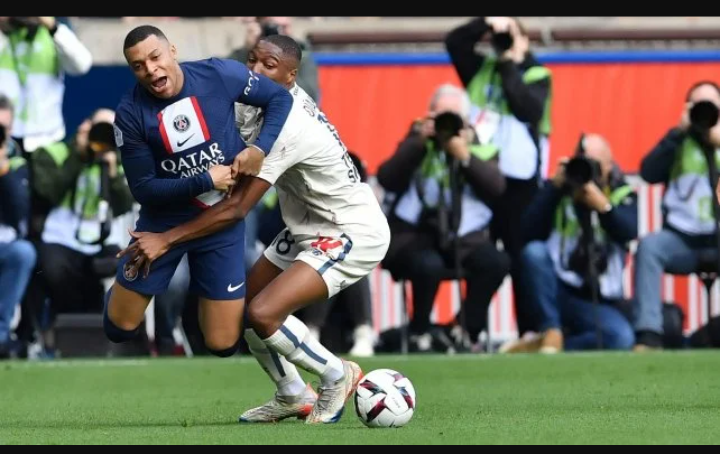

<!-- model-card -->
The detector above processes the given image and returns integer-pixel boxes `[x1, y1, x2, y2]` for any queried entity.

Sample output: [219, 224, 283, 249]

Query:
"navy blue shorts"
[116, 221, 246, 301]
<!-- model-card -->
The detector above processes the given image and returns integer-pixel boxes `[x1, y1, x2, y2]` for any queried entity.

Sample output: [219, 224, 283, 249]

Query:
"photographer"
[0, 95, 35, 358]
[378, 84, 510, 353]
[0, 17, 92, 153]
[502, 134, 637, 353]
[26, 108, 133, 352]
[634, 81, 720, 351]
[229, 17, 319, 102]
[445, 17, 552, 335]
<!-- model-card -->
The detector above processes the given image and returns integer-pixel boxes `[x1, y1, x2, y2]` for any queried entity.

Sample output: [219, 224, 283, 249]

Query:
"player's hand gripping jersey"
[115, 58, 291, 230]
[113, 58, 292, 299]
[236, 85, 390, 297]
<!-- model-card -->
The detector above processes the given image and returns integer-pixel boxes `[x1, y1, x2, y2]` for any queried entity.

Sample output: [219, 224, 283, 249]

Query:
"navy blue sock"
[103, 288, 140, 343]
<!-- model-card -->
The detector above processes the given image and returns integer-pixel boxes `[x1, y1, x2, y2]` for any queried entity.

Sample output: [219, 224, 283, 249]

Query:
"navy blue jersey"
[113, 58, 292, 229]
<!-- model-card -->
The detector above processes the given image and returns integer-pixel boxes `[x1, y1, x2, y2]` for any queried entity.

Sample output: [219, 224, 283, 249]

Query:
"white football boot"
[239, 384, 317, 423]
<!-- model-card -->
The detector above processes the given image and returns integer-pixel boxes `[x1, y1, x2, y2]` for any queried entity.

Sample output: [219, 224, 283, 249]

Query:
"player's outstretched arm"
[215, 58, 293, 155]
[214, 58, 293, 177]
[119, 176, 271, 277]
[165, 176, 271, 244]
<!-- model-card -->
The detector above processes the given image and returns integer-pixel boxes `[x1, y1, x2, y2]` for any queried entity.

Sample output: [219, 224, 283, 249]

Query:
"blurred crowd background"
[3, 16, 720, 360]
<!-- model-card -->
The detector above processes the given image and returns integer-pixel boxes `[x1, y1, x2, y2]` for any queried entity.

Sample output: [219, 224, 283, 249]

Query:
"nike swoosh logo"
[177, 134, 195, 148]
[228, 282, 245, 293]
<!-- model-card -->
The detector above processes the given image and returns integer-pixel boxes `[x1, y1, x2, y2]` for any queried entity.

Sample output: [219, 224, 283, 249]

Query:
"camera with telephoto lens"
[78, 120, 121, 270]
[690, 100, 720, 131]
[565, 166, 611, 280]
[491, 30, 514, 53]
[432, 111, 465, 147]
[563, 134, 610, 280]
[0, 124, 6, 147]
[565, 156, 603, 191]
[564, 134, 603, 192]
[420, 111, 467, 257]
[87, 122, 116, 160]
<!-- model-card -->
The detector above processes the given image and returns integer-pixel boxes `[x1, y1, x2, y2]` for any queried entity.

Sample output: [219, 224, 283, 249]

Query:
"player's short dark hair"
[259, 34, 303, 66]
[0, 94, 13, 115]
[123, 25, 168, 51]
[686, 81, 720, 102]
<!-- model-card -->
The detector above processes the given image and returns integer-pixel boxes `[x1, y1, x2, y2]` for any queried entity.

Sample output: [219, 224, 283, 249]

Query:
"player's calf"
[255, 315, 345, 385]
[246, 298, 285, 339]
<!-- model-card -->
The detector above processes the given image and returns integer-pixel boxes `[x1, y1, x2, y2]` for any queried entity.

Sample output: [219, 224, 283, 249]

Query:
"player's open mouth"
[151, 77, 168, 91]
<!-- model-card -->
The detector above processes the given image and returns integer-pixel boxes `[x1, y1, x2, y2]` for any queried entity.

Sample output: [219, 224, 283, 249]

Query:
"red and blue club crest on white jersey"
[173, 114, 191, 133]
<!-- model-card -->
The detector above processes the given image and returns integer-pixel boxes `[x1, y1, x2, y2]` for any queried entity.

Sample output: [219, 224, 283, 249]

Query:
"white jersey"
[236, 85, 387, 238]
[236, 85, 390, 297]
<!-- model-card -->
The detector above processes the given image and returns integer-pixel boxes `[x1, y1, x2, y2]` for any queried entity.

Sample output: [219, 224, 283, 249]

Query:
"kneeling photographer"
[378, 84, 510, 353]
[634, 81, 720, 351]
[25, 109, 134, 353]
[502, 134, 638, 354]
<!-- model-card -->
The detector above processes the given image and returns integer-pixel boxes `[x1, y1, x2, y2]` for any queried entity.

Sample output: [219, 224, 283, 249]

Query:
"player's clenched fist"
[232, 146, 265, 178]
[209, 165, 236, 191]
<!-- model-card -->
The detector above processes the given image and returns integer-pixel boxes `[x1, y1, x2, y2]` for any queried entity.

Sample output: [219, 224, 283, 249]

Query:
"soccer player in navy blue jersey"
[119, 35, 390, 425]
[104, 25, 293, 358]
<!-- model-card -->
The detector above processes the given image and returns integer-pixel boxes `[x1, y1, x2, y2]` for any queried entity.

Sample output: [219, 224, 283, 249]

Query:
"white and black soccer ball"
[354, 369, 416, 428]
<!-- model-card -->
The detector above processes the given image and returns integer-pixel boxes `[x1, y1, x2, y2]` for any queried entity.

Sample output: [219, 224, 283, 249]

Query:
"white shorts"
[264, 227, 390, 298]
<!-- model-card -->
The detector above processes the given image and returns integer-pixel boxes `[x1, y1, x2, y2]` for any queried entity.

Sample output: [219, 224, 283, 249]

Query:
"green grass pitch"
[1, 352, 720, 445]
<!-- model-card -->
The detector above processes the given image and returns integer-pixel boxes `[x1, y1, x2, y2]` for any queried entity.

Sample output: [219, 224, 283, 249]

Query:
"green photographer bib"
[546, 186, 633, 300]
[466, 57, 552, 180]
[664, 136, 720, 236]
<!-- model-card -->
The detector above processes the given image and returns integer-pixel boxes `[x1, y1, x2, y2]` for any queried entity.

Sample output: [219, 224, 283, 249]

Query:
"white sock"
[245, 329, 307, 397]
[263, 315, 344, 387]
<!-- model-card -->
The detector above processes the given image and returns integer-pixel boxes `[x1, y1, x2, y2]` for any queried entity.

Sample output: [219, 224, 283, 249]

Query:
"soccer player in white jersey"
[121, 35, 391, 425]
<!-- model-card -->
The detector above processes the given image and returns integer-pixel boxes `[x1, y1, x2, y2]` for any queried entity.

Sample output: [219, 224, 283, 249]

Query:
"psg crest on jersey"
[123, 262, 139, 282]
[173, 114, 191, 133]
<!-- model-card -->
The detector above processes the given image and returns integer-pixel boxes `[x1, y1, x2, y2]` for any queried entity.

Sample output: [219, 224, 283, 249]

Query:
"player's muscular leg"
[247, 261, 329, 339]
[241, 256, 311, 414]
[247, 261, 360, 425]
[199, 298, 245, 357]
[105, 282, 153, 343]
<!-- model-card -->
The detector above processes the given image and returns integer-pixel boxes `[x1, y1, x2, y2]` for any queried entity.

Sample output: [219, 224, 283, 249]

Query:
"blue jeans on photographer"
[633, 229, 716, 337]
[522, 241, 635, 351]
[0, 240, 36, 346]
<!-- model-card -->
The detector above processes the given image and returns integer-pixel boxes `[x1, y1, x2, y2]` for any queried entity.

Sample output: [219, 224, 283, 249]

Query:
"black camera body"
[491, 31, 514, 53]
[561, 133, 611, 282]
[0, 124, 6, 146]
[415, 111, 466, 261]
[565, 155, 603, 191]
[690, 100, 720, 131]
[564, 134, 604, 192]
[261, 22, 281, 38]
[432, 111, 465, 147]
[87, 122, 116, 157]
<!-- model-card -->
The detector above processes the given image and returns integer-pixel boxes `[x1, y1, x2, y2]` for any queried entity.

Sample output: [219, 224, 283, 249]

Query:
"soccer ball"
[354, 369, 416, 428]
